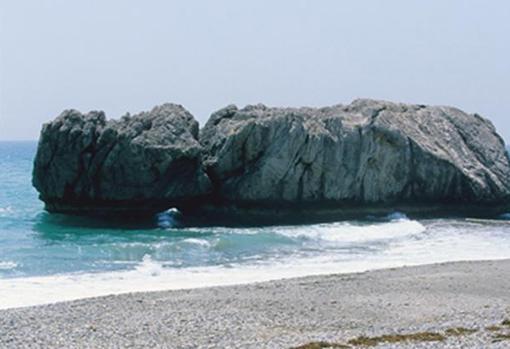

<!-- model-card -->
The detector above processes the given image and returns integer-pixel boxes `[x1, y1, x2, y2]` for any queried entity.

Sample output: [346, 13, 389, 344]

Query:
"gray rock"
[201, 99, 510, 209]
[33, 99, 510, 218]
[33, 104, 211, 215]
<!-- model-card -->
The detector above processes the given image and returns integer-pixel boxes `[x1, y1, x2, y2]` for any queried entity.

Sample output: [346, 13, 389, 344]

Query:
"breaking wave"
[0, 206, 13, 216]
[272, 219, 425, 243]
[0, 261, 17, 270]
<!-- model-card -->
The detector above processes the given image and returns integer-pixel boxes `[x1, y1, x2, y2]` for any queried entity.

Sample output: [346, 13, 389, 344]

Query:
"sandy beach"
[1, 259, 509, 348]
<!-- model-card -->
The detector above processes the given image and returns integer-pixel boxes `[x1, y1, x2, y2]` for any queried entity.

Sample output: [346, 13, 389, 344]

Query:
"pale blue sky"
[1, 0, 509, 140]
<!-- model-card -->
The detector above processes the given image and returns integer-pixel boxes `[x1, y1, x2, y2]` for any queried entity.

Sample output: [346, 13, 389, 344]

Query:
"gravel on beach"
[1, 259, 510, 348]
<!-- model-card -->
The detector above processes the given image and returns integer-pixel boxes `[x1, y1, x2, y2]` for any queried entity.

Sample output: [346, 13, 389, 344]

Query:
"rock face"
[201, 99, 510, 208]
[33, 104, 211, 215]
[33, 99, 510, 218]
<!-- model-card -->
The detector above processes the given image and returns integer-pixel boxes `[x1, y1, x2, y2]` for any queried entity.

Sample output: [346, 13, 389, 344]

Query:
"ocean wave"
[0, 255, 412, 309]
[2, 244, 509, 310]
[1, 217, 509, 310]
[499, 213, 510, 220]
[0, 206, 13, 215]
[96, 238, 213, 251]
[176, 218, 426, 248]
[386, 211, 409, 221]
[156, 209, 182, 228]
[182, 238, 211, 247]
[0, 261, 17, 270]
[273, 220, 426, 243]
[134, 255, 164, 277]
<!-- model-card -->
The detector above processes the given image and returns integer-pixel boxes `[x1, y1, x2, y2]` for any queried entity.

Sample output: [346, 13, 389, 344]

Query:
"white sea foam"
[1, 250, 508, 311]
[182, 216, 424, 245]
[182, 238, 211, 247]
[274, 219, 426, 243]
[0, 219, 509, 310]
[135, 255, 164, 276]
[0, 206, 13, 215]
[0, 256, 405, 310]
[0, 261, 17, 270]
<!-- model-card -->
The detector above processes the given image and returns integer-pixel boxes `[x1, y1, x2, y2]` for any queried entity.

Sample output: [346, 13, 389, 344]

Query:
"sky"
[0, 0, 509, 141]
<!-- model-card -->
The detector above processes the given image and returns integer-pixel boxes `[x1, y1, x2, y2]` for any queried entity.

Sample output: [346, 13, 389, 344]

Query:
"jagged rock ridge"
[33, 104, 211, 215]
[200, 99, 510, 207]
[33, 99, 510, 217]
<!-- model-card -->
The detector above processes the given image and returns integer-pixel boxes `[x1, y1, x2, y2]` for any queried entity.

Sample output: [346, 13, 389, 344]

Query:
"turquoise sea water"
[1, 141, 510, 308]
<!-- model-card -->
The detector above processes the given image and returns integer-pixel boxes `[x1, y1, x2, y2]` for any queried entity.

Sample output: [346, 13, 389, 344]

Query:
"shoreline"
[1, 250, 507, 310]
[3, 215, 510, 311]
[1, 259, 510, 348]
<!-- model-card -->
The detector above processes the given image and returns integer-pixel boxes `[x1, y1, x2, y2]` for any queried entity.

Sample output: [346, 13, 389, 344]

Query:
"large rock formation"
[33, 104, 211, 215]
[33, 99, 510, 219]
[200, 99, 510, 209]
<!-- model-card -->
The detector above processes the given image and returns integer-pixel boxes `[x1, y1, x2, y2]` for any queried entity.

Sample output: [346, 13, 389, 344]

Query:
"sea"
[1, 141, 510, 309]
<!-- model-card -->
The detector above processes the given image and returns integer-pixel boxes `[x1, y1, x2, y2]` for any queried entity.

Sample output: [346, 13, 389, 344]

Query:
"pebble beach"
[1, 259, 509, 348]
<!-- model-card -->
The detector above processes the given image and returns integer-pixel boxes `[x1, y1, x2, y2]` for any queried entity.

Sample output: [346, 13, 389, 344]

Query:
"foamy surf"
[2, 201, 510, 311]
[181, 213, 424, 244]
[182, 238, 212, 247]
[1, 219, 510, 310]
[0, 261, 17, 270]
[272, 219, 426, 243]
[0, 206, 13, 215]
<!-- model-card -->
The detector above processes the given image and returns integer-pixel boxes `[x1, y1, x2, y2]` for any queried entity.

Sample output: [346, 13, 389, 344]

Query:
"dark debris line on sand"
[293, 320, 510, 348]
